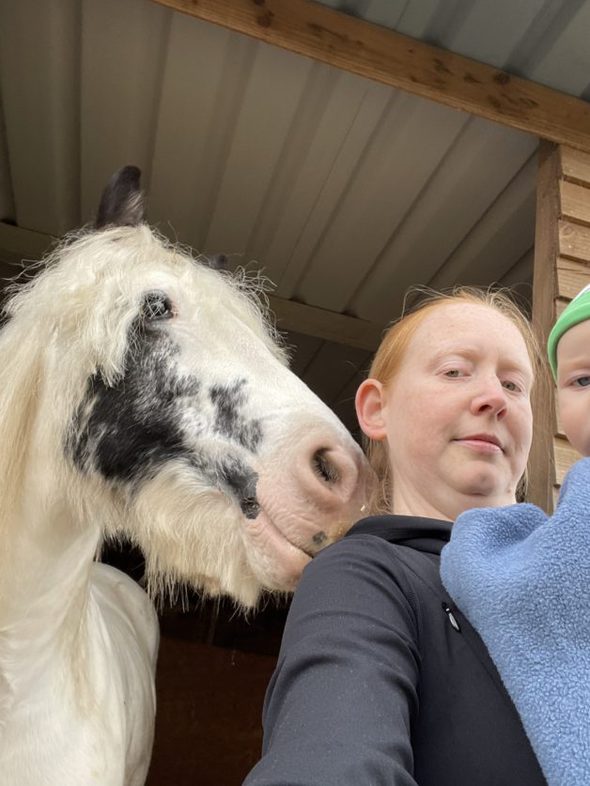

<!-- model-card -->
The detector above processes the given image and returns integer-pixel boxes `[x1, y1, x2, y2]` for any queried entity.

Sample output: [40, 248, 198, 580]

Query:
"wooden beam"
[0, 222, 384, 351]
[268, 295, 383, 351]
[152, 0, 590, 152]
[529, 142, 560, 512]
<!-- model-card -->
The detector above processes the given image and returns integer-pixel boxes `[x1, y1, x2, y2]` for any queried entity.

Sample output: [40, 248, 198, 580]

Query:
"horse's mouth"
[252, 509, 339, 560]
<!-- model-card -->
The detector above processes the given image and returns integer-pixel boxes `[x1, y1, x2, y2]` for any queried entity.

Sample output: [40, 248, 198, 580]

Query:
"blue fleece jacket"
[440, 457, 590, 786]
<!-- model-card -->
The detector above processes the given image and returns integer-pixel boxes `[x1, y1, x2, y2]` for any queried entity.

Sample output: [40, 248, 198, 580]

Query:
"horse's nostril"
[312, 449, 340, 485]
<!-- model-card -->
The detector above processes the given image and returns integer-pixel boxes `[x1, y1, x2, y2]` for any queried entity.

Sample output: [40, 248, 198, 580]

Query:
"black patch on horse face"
[210, 380, 262, 453]
[67, 328, 201, 484]
[66, 315, 262, 517]
[217, 456, 260, 520]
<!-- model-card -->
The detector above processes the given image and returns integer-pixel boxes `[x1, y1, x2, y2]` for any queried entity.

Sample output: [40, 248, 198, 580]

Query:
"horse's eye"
[141, 291, 174, 321]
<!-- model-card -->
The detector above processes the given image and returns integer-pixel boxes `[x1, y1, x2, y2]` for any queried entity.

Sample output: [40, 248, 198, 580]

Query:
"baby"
[441, 285, 590, 786]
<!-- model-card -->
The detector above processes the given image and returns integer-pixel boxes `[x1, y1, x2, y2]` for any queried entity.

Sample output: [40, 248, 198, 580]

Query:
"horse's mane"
[0, 315, 43, 538]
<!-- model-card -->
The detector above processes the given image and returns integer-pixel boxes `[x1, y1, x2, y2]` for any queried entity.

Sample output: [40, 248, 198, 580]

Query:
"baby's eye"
[572, 375, 590, 388]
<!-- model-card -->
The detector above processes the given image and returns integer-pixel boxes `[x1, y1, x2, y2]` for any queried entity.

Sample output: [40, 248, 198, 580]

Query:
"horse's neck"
[0, 501, 159, 786]
[0, 493, 100, 672]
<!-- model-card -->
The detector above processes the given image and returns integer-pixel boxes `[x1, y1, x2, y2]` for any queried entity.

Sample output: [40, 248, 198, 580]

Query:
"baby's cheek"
[558, 390, 590, 457]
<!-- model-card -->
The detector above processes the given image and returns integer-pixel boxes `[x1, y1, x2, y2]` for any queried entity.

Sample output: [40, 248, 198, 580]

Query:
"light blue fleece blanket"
[440, 457, 590, 786]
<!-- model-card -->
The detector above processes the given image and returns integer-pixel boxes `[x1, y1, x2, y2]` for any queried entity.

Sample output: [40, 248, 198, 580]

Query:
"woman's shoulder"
[345, 514, 451, 543]
[313, 514, 449, 568]
[304, 514, 449, 602]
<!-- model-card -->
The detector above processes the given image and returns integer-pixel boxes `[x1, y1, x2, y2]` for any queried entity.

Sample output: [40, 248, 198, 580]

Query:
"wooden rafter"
[152, 0, 590, 152]
[268, 295, 383, 351]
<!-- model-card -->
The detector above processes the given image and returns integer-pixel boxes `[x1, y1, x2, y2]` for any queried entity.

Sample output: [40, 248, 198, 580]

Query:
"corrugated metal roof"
[0, 0, 588, 429]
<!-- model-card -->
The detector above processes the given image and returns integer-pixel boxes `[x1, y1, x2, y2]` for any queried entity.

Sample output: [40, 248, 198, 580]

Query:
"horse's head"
[1, 167, 374, 607]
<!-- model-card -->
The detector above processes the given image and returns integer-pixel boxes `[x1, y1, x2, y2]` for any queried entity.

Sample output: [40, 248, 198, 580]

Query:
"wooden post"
[529, 143, 590, 511]
[529, 142, 559, 512]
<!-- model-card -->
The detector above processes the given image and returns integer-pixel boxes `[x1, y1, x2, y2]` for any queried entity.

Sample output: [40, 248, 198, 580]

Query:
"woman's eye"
[502, 380, 521, 392]
[444, 369, 463, 378]
[573, 375, 590, 388]
[141, 291, 174, 321]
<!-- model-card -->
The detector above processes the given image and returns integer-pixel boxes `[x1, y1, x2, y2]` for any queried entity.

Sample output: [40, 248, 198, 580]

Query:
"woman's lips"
[454, 436, 503, 454]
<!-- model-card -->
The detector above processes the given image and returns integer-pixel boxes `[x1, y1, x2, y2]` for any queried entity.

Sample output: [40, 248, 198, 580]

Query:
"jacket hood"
[345, 515, 451, 556]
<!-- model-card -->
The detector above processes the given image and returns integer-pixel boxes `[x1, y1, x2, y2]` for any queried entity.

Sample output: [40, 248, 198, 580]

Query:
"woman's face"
[357, 302, 534, 520]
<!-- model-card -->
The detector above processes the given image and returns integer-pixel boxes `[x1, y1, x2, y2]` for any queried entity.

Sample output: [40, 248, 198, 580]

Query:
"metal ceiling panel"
[80, 0, 170, 220]
[428, 156, 537, 290]
[350, 119, 537, 322]
[289, 92, 469, 310]
[0, 0, 80, 235]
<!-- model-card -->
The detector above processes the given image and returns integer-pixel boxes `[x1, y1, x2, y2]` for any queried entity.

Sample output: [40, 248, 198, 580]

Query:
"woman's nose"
[470, 379, 508, 417]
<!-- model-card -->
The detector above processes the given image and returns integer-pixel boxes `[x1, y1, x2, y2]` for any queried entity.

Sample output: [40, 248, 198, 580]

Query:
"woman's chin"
[452, 466, 511, 503]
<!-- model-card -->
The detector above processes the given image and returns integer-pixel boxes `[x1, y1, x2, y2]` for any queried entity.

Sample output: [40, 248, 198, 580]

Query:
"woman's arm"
[244, 535, 420, 786]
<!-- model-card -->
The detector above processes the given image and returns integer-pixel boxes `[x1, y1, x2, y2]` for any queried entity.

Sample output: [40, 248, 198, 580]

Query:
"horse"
[0, 166, 373, 785]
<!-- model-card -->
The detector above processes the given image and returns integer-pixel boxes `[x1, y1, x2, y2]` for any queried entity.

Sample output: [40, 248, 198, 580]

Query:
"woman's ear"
[355, 378, 387, 441]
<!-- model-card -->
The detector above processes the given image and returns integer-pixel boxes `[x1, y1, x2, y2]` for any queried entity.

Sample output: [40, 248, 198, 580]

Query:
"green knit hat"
[547, 283, 590, 379]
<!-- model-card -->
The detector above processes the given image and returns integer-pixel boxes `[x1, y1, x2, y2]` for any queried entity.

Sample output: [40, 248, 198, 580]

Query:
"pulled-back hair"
[363, 286, 545, 514]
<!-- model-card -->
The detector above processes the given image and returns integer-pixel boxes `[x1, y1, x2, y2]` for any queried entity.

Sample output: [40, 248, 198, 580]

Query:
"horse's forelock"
[4, 226, 285, 370]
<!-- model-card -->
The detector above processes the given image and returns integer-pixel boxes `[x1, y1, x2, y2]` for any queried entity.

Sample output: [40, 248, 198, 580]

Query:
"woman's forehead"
[407, 302, 531, 364]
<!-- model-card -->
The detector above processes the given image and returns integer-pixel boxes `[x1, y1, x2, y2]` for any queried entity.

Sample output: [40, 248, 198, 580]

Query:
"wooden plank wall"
[552, 146, 590, 500]
[531, 144, 590, 510]
[145, 637, 276, 786]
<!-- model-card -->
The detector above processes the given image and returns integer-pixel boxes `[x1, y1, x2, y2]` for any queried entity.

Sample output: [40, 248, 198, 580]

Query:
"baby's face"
[556, 319, 590, 456]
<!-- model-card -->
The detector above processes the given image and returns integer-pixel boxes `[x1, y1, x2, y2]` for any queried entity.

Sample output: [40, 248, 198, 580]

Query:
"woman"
[243, 288, 547, 786]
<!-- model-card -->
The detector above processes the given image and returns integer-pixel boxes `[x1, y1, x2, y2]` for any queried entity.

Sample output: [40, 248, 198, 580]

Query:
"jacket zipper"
[442, 602, 461, 632]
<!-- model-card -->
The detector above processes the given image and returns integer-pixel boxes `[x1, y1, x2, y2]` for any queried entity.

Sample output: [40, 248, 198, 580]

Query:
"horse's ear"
[95, 165, 145, 229]
[201, 253, 229, 271]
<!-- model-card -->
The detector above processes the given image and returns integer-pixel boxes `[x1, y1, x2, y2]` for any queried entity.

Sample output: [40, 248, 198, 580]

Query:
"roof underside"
[1, 0, 589, 430]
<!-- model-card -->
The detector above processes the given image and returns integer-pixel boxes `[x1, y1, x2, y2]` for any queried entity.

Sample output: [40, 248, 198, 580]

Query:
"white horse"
[0, 167, 372, 786]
